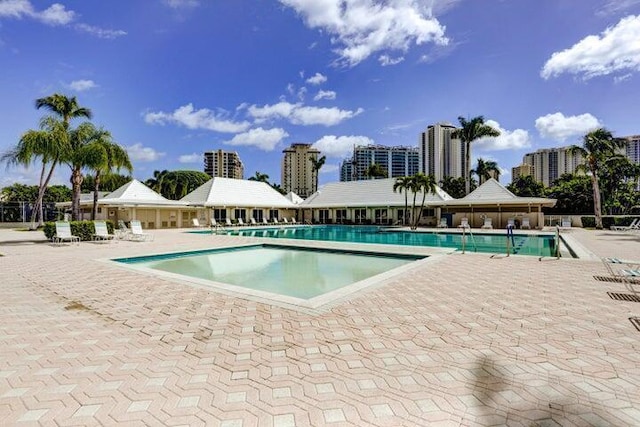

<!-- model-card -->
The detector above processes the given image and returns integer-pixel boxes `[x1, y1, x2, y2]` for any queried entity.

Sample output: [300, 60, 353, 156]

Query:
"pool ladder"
[461, 226, 477, 254]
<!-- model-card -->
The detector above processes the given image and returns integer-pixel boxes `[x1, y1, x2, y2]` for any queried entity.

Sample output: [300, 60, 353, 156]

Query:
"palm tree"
[393, 176, 412, 225]
[1, 116, 67, 228]
[248, 171, 270, 182]
[365, 163, 388, 179]
[412, 173, 437, 230]
[87, 132, 133, 220]
[472, 158, 501, 184]
[452, 116, 500, 195]
[310, 155, 326, 194]
[145, 170, 169, 193]
[35, 94, 92, 127]
[569, 128, 627, 229]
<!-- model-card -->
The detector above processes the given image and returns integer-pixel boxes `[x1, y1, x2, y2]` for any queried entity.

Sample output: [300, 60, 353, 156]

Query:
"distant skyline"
[1, 0, 640, 189]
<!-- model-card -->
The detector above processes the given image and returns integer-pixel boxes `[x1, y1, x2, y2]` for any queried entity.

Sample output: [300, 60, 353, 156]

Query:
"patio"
[0, 227, 639, 426]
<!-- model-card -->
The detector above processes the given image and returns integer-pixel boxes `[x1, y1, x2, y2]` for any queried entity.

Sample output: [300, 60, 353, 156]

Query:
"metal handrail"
[555, 225, 560, 259]
[461, 225, 477, 254]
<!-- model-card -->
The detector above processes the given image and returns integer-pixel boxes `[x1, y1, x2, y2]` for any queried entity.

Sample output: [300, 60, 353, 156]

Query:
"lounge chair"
[521, 217, 531, 230]
[282, 217, 288, 224]
[226, 218, 233, 227]
[129, 220, 153, 241]
[437, 218, 448, 228]
[116, 220, 130, 240]
[92, 221, 115, 242]
[210, 218, 217, 227]
[481, 218, 493, 229]
[250, 218, 258, 226]
[611, 218, 639, 231]
[602, 257, 640, 278]
[290, 217, 297, 224]
[53, 221, 80, 245]
[457, 218, 470, 229]
[272, 218, 279, 224]
[263, 218, 270, 226]
[192, 218, 205, 228]
[561, 216, 572, 228]
[506, 218, 515, 229]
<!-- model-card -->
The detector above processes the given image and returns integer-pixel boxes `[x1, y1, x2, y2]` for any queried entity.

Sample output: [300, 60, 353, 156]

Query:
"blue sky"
[1, 0, 640, 189]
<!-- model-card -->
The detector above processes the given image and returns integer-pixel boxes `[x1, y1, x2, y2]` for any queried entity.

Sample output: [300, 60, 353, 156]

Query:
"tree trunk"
[411, 192, 418, 230]
[33, 158, 59, 228]
[417, 193, 427, 228]
[465, 142, 471, 195]
[71, 167, 83, 221]
[591, 174, 603, 229]
[404, 192, 408, 226]
[91, 172, 100, 220]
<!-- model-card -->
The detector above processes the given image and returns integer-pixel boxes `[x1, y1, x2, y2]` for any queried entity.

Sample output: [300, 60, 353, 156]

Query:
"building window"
[354, 209, 366, 224]
[234, 209, 246, 221]
[374, 209, 388, 224]
[213, 209, 227, 221]
[252, 209, 263, 222]
[319, 209, 330, 223]
[336, 209, 347, 223]
[269, 209, 279, 220]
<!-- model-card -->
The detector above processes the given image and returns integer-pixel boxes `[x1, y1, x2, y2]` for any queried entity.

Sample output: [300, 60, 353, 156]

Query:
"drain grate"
[594, 275, 639, 284]
[608, 292, 640, 303]
[630, 317, 640, 332]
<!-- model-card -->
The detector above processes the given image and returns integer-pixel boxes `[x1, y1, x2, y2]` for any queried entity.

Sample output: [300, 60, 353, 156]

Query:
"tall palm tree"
[452, 116, 500, 195]
[310, 155, 326, 193]
[569, 128, 626, 229]
[1, 116, 67, 228]
[35, 94, 92, 127]
[145, 170, 169, 193]
[248, 171, 270, 182]
[87, 132, 133, 220]
[393, 176, 412, 225]
[412, 173, 437, 230]
[472, 158, 501, 184]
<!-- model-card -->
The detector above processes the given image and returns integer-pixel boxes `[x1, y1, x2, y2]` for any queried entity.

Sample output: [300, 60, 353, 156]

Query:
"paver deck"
[1, 227, 639, 426]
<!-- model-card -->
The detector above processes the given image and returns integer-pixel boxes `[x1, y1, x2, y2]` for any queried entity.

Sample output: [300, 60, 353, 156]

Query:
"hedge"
[580, 216, 640, 229]
[43, 220, 115, 241]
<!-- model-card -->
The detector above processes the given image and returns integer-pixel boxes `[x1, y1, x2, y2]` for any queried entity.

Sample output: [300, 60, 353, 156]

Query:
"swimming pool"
[114, 244, 424, 302]
[192, 225, 557, 257]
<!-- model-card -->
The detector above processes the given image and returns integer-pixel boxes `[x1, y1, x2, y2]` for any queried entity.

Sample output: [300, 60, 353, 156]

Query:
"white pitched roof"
[181, 177, 296, 208]
[300, 178, 453, 208]
[286, 192, 304, 204]
[442, 178, 556, 207]
[99, 179, 186, 206]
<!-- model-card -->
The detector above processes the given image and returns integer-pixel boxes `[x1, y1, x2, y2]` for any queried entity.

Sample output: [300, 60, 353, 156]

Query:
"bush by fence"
[43, 220, 115, 241]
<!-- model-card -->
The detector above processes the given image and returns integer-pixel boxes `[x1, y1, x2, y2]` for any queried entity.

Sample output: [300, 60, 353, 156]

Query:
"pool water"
[114, 245, 422, 299]
[195, 225, 557, 257]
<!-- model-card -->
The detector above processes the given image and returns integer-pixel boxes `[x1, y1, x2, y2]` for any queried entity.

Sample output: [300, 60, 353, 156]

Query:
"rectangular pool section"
[114, 245, 424, 300]
[193, 226, 557, 257]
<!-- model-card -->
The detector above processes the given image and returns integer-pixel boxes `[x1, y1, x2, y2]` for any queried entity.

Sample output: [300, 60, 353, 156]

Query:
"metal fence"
[0, 202, 59, 223]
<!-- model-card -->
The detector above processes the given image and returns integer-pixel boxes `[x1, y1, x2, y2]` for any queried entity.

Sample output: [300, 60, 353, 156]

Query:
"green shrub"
[43, 220, 115, 241]
[580, 216, 595, 228]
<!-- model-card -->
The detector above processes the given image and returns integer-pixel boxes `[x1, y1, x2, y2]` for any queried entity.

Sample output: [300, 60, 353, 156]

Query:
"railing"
[506, 225, 515, 256]
[555, 225, 560, 259]
[461, 226, 477, 254]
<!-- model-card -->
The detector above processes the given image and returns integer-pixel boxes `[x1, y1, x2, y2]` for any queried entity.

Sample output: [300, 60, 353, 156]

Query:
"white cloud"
[614, 73, 633, 83]
[126, 143, 165, 162]
[313, 90, 337, 101]
[474, 120, 531, 151]
[279, 0, 448, 66]
[224, 127, 289, 151]
[0, 0, 75, 25]
[291, 106, 363, 126]
[535, 112, 602, 142]
[68, 79, 97, 92]
[306, 72, 327, 85]
[178, 153, 201, 164]
[320, 163, 339, 174]
[36, 3, 75, 25]
[144, 103, 251, 133]
[164, 0, 199, 9]
[541, 15, 640, 80]
[312, 135, 373, 158]
[247, 101, 362, 126]
[379, 54, 404, 66]
[75, 23, 127, 39]
[597, 0, 640, 16]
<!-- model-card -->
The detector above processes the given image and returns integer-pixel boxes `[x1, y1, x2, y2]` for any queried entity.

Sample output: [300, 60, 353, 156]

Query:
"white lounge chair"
[210, 218, 217, 227]
[457, 218, 470, 229]
[263, 218, 270, 226]
[507, 218, 515, 229]
[481, 218, 493, 229]
[272, 218, 279, 224]
[192, 218, 205, 228]
[437, 218, 448, 228]
[226, 218, 233, 227]
[129, 220, 153, 241]
[520, 217, 531, 230]
[611, 218, 639, 231]
[237, 218, 246, 226]
[116, 220, 130, 240]
[290, 217, 297, 224]
[602, 257, 640, 278]
[250, 218, 258, 226]
[282, 217, 288, 224]
[561, 216, 572, 228]
[53, 221, 80, 245]
[93, 221, 115, 242]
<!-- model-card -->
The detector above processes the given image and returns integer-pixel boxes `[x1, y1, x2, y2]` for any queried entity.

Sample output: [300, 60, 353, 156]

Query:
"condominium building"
[281, 143, 321, 198]
[625, 135, 640, 164]
[339, 145, 419, 181]
[522, 147, 583, 187]
[204, 150, 244, 179]
[418, 123, 466, 183]
[511, 163, 535, 181]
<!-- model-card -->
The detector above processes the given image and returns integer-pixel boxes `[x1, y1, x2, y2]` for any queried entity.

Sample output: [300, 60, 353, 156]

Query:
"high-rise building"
[281, 143, 321, 198]
[339, 145, 419, 181]
[204, 150, 244, 179]
[625, 135, 640, 164]
[418, 123, 466, 183]
[522, 147, 583, 187]
[512, 164, 535, 181]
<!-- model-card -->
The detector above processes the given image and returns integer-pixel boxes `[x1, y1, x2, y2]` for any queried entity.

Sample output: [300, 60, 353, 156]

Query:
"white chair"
[93, 221, 115, 242]
[263, 218, 270, 226]
[521, 217, 531, 230]
[192, 218, 205, 228]
[611, 218, 639, 231]
[282, 217, 289, 224]
[272, 218, 279, 224]
[507, 218, 515, 229]
[129, 220, 153, 241]
[225, 218, 233, 227]
[437, 218, 448, 228]
[237, 218, 246, 226]
[250, 218, 258, 226]
[561, 216, 572, 228]
[210, 218, 218, 227]
[481, 218, 493, 229]
[53, 221, 80, 245]
[457, 218, 470, 229]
